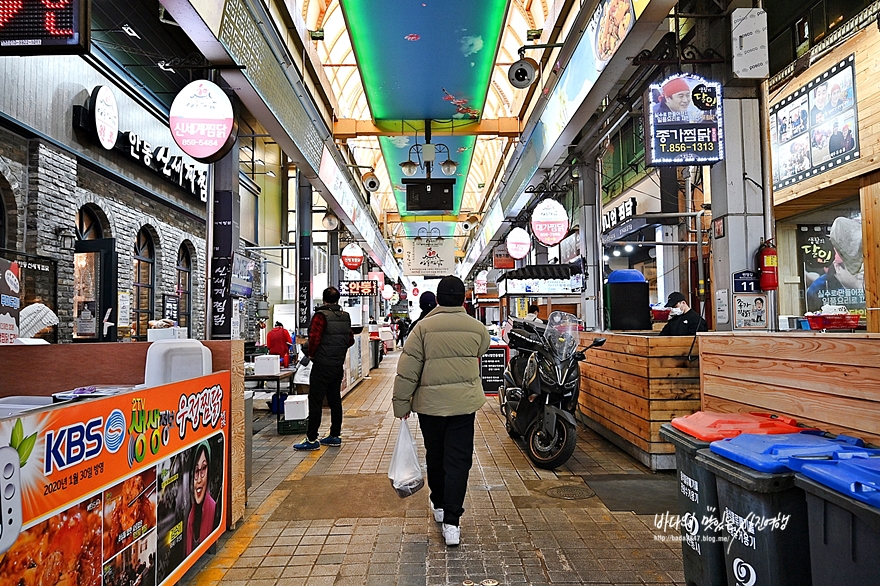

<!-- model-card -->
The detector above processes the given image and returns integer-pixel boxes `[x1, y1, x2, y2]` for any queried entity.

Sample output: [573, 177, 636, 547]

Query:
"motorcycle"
[499, 311, 606, 469]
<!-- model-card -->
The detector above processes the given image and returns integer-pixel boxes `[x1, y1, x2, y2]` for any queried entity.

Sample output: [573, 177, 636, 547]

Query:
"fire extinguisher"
[757, 238, 778, 291]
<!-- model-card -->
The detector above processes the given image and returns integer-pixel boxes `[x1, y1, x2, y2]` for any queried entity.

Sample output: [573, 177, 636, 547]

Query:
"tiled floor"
[183, 352, 685, 586]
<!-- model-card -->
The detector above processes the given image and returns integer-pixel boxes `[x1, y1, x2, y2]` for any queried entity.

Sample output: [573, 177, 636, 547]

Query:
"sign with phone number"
[646, 74, 724, 166]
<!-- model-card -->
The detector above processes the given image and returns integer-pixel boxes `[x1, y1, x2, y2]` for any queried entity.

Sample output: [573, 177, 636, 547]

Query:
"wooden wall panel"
[578, 332, 702, 468]
[700, 332, 880, 444]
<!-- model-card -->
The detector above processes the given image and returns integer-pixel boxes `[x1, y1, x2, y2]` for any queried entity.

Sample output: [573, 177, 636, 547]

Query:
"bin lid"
[607, 269, 646, 283]
[789, 454, 880, 509]
[709, 433, 879, 474]
[670, 411, 809, 442]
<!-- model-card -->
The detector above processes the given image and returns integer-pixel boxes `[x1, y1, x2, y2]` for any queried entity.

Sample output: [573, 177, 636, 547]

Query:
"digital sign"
[645, 74, 724, 166]
[0, 0, 89, 55]
[339, 280, 379, 297]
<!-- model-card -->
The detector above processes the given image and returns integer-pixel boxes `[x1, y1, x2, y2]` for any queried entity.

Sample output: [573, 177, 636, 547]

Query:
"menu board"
[771, 54, 859, 190]
[480, 346, 509, 394]
[0, 372, 231, 586]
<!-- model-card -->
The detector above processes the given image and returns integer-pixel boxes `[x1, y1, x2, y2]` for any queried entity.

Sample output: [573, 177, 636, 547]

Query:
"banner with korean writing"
[645, 74, 724, 166]
[797, 218, 865, 315]
[770, 55, 859, 190]
[402, 238, 455, 276]
[0, 257, 21, 343]
[0, 372, 231, 586]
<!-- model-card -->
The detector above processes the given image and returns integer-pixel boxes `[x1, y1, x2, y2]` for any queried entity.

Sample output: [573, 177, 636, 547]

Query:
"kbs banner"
[0, 372, 231, 586]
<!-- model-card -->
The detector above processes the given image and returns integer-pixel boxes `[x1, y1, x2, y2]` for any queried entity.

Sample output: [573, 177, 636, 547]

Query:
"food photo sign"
[0, 372, 231, 585]
[645, 73, 724, 166]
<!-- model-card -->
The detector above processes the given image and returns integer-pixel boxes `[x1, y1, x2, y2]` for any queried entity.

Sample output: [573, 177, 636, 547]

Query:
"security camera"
[508, 57, 538, 89]
[460, 214, 480, 232]
[362, 171, 380, 192]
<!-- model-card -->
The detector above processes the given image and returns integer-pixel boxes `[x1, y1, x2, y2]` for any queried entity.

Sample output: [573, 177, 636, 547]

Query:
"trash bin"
[789, 454, 880, 586]
[660, 413, 809, 586]
[244, 391, 253, 493]
[696, 433, 880, 586]
[370, 338, 381, 370]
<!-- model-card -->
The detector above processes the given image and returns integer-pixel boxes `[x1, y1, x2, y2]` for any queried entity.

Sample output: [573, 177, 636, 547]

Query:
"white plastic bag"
[293, 361, 312, 385]
[388, 420, 424, 498]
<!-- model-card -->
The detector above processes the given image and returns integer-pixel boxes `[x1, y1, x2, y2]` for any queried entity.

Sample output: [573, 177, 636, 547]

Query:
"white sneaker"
[441, 523, 460, 546]
[432, 507, 444, 522]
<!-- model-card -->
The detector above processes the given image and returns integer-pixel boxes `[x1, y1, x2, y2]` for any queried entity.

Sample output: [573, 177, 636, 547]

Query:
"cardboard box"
[254, 355, 281, 375]
[284, 395, 308, 420]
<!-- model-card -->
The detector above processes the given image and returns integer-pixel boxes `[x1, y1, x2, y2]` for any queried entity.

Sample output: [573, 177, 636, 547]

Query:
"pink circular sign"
[341, 243, 364, 270]
[90, 86, 119, 150]
[530, 198, 569, 246]
[382, 285, 394, 300]
[506, 227, 532, 260]
[169, 80, 235, 163]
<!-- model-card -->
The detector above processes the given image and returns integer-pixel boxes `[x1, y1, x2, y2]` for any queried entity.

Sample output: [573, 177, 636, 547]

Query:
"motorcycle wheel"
[525, 419, 577, 469]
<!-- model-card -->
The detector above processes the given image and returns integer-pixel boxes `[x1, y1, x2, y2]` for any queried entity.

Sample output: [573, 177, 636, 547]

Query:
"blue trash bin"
[789, 454, 880, 586]
[696, 433, 880, 586]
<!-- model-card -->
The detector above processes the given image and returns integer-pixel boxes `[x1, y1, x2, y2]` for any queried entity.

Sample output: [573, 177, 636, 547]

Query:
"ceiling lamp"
[399, 121, 458, 177]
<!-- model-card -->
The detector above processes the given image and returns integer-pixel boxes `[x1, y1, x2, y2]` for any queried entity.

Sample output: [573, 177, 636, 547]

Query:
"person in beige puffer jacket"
[392, 276, 490, 546]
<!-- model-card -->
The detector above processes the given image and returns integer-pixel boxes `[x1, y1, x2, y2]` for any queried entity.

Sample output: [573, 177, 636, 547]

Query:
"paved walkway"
[183, 352, 685, 586]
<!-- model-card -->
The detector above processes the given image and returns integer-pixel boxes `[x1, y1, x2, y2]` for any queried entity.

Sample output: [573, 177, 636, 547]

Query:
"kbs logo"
[44, 410, 127, 475]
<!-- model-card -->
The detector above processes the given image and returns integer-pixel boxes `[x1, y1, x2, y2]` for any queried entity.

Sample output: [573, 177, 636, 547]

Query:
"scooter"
[499, 311, 605, 469]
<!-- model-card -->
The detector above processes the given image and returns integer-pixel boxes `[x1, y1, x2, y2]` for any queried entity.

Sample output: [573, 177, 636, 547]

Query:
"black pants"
[418, 412, 475, 527]
[306, 362, 344, 441]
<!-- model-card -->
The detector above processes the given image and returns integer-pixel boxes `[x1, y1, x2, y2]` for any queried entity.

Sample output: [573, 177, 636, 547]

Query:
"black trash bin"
[695, 433, 879, 586]
[370, 338, 381, 370]
[695, 448, 810, 586]
[789, 454, 880, 586]
[660, 413, 808, 586]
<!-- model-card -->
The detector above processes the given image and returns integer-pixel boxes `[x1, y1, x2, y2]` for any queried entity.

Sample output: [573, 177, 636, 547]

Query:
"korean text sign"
[0, 372, 231, 586]
[646, 74, 724, 166]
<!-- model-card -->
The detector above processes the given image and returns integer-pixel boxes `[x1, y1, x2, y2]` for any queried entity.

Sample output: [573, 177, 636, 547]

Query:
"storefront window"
[76, 206, 103, 240]
[133, 228, 155, 341]
[177, 245, 192, 337]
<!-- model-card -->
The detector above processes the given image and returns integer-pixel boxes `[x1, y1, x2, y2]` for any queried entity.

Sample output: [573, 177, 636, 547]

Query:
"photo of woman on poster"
[186, 441, 220, 556]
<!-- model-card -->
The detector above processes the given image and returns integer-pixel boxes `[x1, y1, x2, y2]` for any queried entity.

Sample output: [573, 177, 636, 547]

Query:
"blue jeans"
[418, 412, 475, 526]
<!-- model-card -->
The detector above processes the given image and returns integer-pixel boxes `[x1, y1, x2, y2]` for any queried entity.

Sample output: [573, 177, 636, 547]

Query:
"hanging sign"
[474, 270, 489, 295]
[493, 247, 515, 269]
[382, 285, 394, 300]
[402, 238, 455, 276]
[88, 86, 119, 151]
[339, 280, 378, 296]
[506, 227, 531, 260]
[646, 74, 724, 166]
[169, 80, 236, 163]
[530, 199, 569, 246]
[341, 243, 364, 270]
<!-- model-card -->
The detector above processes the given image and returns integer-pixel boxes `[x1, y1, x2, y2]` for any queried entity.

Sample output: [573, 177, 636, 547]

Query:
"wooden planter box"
[578, 332, 702, 470]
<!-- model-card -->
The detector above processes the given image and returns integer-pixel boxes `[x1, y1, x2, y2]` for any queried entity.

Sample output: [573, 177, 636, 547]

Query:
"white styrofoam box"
[147, 328, 176, 341]
[284, 395, 308, 420]
[173, 327, 188, 339]
[144, 339, 213, 387]
[254, 355, 281, 375]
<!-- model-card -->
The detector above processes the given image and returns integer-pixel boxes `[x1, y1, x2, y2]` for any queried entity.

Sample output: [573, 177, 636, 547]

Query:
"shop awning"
[497, 264, 571, 282]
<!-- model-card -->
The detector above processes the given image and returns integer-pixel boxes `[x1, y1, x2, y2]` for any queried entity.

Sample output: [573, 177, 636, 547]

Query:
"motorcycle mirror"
[574, 351, 586, 361]
[590, 337, 607, 348]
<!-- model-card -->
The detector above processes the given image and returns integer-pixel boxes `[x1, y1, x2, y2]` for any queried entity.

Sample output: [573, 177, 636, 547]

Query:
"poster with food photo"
[0, 496, 103, 586]
[156, 434, 224, 585]
[103, 467, 157, 559]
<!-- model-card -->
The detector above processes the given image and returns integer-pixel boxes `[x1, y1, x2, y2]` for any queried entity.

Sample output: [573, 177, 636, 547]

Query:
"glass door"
[73, 238, 117, 341]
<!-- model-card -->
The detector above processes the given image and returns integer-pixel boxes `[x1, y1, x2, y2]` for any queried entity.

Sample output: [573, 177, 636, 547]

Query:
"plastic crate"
[277, 417, 308, 435]
[651, 308, 671, 321]
[806, 314, 860, 330]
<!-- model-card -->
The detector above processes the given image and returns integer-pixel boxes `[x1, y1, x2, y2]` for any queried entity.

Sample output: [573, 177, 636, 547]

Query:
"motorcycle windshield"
[544, 311, 581, 360]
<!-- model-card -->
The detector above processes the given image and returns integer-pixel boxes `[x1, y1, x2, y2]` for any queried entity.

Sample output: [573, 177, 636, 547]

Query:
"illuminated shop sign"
[530, 198, 569, 246]
[0, 0, 89, 56]
[646, 74, 724, 166]
[169, 80, 236, 163]
[770, 54, 859, 190]
[339, 280, 378, 297]
[75, 87, 209, 202]
[602, 197, 637, 233]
